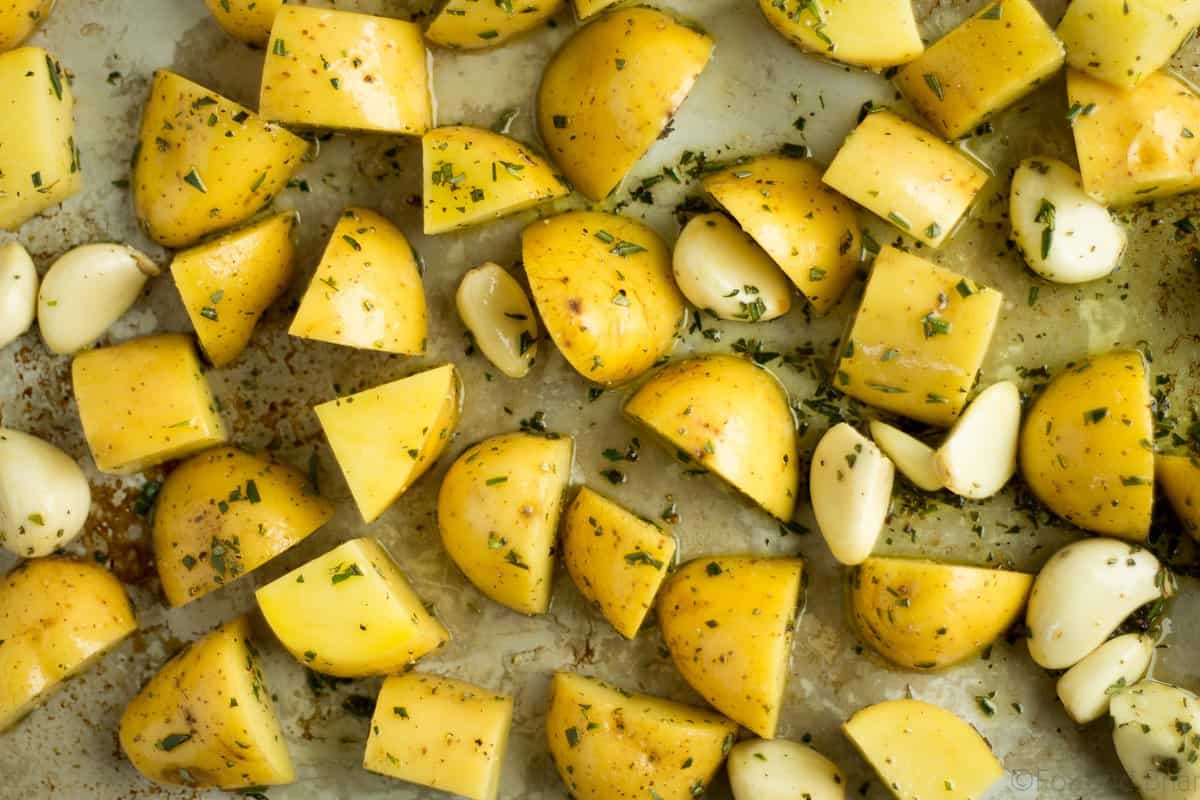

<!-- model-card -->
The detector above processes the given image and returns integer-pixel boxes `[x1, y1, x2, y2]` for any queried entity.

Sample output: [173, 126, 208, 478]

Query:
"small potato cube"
[364, 673, 513, 800]
[822, 111, 989, 247]
[835, 246, 1003, 427]
[1158, 453, 1200, 537]
[260, 5, 431, 135]
[72, 334, 227, 474]
[0, 47, 82, 230]
[1058, 0, 1200, 89]
[0, 1, 54, 50]
[895, 0, 1065, 139]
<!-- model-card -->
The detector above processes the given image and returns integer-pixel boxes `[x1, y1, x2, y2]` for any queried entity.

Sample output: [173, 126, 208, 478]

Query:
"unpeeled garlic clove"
[728, 738, 846, 800]
[37, 243, 159, 354]
[1057, 633, 1155, 725]
[935, 381, 1020, 499]
[869, 419, 943, 492]
[672, 212, 792, 322]
[455, 262, 538, 378]
[0, 428, 92, 557]
[810, 422, 894, 565]
[1111, 681, 1200, 800]
[0, 241, 37, 349]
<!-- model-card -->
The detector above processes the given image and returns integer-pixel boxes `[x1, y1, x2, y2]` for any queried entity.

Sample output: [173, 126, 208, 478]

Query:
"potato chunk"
[0, 558, 136, 731]
[1058, 0, 1200, 89]
[823, 110, 989, 247]
[0, 47, 81, 230]
[153, 446, 334, 607]
[758, 0, 922, 69]
[426, 0, 564, 49]
[260, 5, 431, 135]
[364, 673, 513, 800]
[257, 538, 448, 677]
[0, 1, 53, 50]
[203, 0, 284, 46]
[72, 334, 227, 474]
[1158, 453, 1200, 537]
[835, 246, 1003, 427]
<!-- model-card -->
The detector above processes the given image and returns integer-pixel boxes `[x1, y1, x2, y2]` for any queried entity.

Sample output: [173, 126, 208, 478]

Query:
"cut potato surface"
[1058, 0, 1200, 89]
[1158, 453, 1200, 537]
[0, 0, 53, 50]
[728, 738, 846, 800]
[426, 0, 564, 50]
[810, 422, 894, 566]
[868, 420, 944, 492]
[1057, 633, 1155, 724]
[757, 0, 923, 69]
[203, 0, 283, 46]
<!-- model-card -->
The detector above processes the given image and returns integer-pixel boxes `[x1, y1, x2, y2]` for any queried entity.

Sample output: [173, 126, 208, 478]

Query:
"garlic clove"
[0, 241, 37, 349]
[455, 262, 538, 378]
[37, 243, 159, 354]
[810, 422, 894, 565]
[935, 381, 1020, 499]
[672, 212, 792, 322]
[0, 428, 92, 557]
[1111, 681, 1200, 800]
[1057, 633, 1155, 725]
[869, 419, 943, 491]
[728, 738, 846, 800]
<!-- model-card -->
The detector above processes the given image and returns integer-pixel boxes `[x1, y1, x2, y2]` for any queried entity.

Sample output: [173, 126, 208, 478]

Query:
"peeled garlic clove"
[1111, 681, 1200, 800]
[869, 419, 943, 492]
[456, 262, 538, 378]
[1057, 633, 1155, 725]
[0, 241, 37, 349]
[0, 428, 91, 557]
[672, 212, 792, 322]
[810, 422, 894, 565]
[38, 243, 159, 354]
[934, 381, 1020, 499]
[1026, 538, 1168, 669]
[728, 739, 846, 800]
[1010, 157, 1126, 284]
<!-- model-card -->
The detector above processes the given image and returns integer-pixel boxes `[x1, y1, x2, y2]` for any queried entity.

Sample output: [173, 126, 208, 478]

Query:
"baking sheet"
[2, 0, 1200, 797]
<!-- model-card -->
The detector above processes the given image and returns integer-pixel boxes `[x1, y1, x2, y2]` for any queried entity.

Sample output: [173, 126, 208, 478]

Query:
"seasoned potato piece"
[315, 364, 461, 522]
[560, 487, 676, 638]
[835, 246, 1003, 427]
[260, 6, 431, 135]
[133, 70, 309, 248]
[203, 0, 284, 46]
[757, 0, 923, 69]
[625, 355, 799, 520]
[0, 1, 53, 50]
[289, 208, 426, 354]
[119, 617, 294, 790]
[257, 538, 448, 677]
[171, 212, 295, 367]
[423, 126, 569, 235]
[704, 156, 861, 313]
[823, 110, 989, 247]
[1058, 0, 1200, 89]
[573, 0, 618, 17]
[72, 334, 227, 475]
[456, 262, 539, 378]
[0, 47, 81, 230]
[537, 7, 712, 200]
[546, 671, 738, 800]
[522, 211, 684, 386]
[153, 446, 334, 607]
[427, 0, 564, 49]
[364, 673, 513, 800]
[1158, 453, 1200, 537]
[0, 558, 136, 732]
[1019, 350, 1153, 539]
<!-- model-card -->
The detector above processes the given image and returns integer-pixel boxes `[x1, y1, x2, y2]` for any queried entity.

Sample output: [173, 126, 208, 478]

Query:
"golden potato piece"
[0, 0, 53, 50]
[426, 0, 564, 49]
[757, 0, 924, 69]
[537, 7, 712, 200]
[1058, 0, 1200, 89]
[1019, 350, 1154, 539]
[1158, 453, 1200, 537]
[203, 0, 284, 46]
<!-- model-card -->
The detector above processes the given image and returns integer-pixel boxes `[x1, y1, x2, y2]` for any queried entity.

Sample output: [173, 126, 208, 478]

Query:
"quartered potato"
[624, 354, 799, 521]
[522, 211, 684, 386]
[256, 538, 449, 677]
[757, 0, 923, 69]
[0, 0, 53, 50]
[260, 5, 431, 135]
[153, 446, 334, 607]
[133, 70, 309, 248]
[437, 432, 574, 615]
[1110, 681, 1200, 799]
[728, 739, 846, 800]
[456, 263, 539, 378]
[426, 0, 564, 49]
[537, 7, 713, 200]
[119, 617, 294, 790]
[703, 155, 861, 314]
[1057, 633, 1155, 724]
[849, 556, 1032, 671]
[823, 110, 989, 247]
[422, 125, 569, 235]
[0, 558, 136, 732]
[810, 422, 894, 566]
[545, 671, 738, 800]
[314, 363, 462, 522]
[657, 556, 804, 738]
[1058, 0, 1200, 89]
[203, 0, 283, 46]
[1019, 350, 1154, 539]
[0, 428, 91, 558]
[0, 241, 36, 348]
[289, 207, 427, 354]
[1158, 453, 1200, 537]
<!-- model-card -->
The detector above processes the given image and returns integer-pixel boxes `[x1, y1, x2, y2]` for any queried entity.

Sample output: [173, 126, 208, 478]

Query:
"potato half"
[1058, 0, 1200, 90]
[1158, 453, 1200, 537]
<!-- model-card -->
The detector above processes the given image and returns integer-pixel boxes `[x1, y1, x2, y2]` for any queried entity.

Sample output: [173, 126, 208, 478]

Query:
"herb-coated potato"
[423, 126, 569, 235]
[0, 47, 81, 231]
[537, 7, 712, 200]
[171, 212, 296, 367]
[202, 0, 283, 46]
[0, 558, 136, 732]
[72, 334, 227, 475]
[848, 557, 1032, 671]
[153, 446, 334, 607]
[522, 211, 685, 386]
[426, 0, 564, 49]
[260, 6, 431, 135]
[364, 673, 514, 800]
[560, 486, 677, 638]
[1158, 453, 1200, 537]
[256, 538, 449, 677]
[757, 0, 923, 69]
[314, 364, 461, 522]
[289, 207, 427, 354]
[1057, 0, 1200, 89]
[0, 0, 53, 50]
[438, 432, 574, 615]
[119, 617, 294, 790]
[573, 0, 618, 18]
[545, 671, 738, 800]
[133, 70, 309, 248]
[657, 556, 803, 738]
[1019, 350, 1154, 539]
[625, 354, 799, 520]
[704, 155, 861, 314]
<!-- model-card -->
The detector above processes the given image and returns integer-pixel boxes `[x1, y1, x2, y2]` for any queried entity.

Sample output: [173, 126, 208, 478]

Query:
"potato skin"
[202, 0, 283, 46]
[426, 0, 564, 49]
[0, 0, 54, 50]
[757, 0, 923, 69]
[1057, 0, 1200, 90]
[1157, 454, 1200, 537]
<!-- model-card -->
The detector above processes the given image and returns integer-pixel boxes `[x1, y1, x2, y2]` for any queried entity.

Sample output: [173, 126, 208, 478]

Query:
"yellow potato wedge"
[426, 0, 564, 49]
[1058, 0, 1200, 89]
[203, 0, 283, 46]
[1158, 453, 1200, 537]
[757, 0, 924, 69]
[0, 0, 54, 50]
